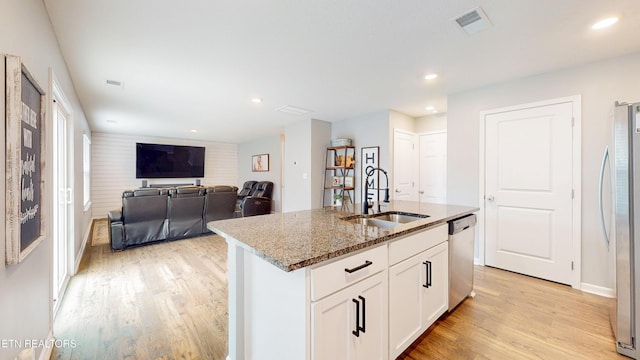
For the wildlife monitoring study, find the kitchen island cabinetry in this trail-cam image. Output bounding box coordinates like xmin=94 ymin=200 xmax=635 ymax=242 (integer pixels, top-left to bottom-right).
xmin=312 ymin=270 xmax=388 ymax=360
xmin=209 ymin=201 xmax=478 ymax=360
xmin=311 ymin=244 xmax=388 ymax=359
xmin=388 ymin=234 xmax=448 ymax=359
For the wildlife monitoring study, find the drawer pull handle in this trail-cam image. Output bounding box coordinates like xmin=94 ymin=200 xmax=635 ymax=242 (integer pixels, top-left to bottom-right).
xmin=351 ymin=296 xmax=366 ymax=337
xmin=423 ymin=260 xmax=432 ymax=288
xmin=345 ymin=260 xmax=373 ymax=274
xmin=352 ymin=298 xmax=360 ymax=337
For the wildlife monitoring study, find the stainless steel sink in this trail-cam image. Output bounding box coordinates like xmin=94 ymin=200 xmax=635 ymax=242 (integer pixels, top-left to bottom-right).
xmin=347 ymin=217 xmax=400 ymax=228
xmin=342 ymin=211 xmax=428 ymax=228
xmin=369 ymin=212 xmax=427 ymax=224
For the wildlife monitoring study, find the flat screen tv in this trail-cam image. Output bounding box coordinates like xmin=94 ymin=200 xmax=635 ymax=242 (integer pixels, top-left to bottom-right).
xmin=136 ymin=143 xmax=205 ymax=179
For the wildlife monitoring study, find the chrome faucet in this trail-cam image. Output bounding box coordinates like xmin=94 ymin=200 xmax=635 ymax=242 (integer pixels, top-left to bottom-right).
xmin=363 ymin=167 xmax=390 ymax=214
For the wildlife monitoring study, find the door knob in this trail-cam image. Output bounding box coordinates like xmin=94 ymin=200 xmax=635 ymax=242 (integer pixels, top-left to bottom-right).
xmin=419 ymin=190 xmax=424 ymax=194
xmin=486 ymin=195 xmax=495 ymax=202
xmin=395 ymin=189 xmax=401 ymax=193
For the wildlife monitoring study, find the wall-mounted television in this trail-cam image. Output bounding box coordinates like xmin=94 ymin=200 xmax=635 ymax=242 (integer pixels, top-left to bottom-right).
xmin=136 ymin=143 xmax=205 ymax=179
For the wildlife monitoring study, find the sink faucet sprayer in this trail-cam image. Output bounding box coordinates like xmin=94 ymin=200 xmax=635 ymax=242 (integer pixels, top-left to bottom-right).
xmin=363 ymin=167 xmax=390 ymax=214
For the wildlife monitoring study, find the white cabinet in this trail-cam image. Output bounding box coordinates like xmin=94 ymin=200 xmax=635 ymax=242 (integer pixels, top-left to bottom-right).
xmin=311 ymin=246 xmax=388 ymax=360
xmin=312 ymin=271 xmax=388 ymax=360
xmin=226 ymin=223 xmax=458 ymax=360
xmin=422 ymin=242 xmax=448 ymax=328
xmin=388 ymin=233 xmax=448 ymax=359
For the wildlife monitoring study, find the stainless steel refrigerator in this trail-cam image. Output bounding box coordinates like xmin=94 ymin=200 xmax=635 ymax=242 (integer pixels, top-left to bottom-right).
xmin=606 ymin=101 xmax=640 ymax=358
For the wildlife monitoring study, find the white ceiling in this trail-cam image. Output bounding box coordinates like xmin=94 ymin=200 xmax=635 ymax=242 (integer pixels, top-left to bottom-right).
xmin=43 ymin=0 xmax=640 ymax=144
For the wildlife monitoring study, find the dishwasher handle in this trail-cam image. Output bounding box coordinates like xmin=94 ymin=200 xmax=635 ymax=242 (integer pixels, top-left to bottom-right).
xmin=449 ymin=214 xmax=477 ymax=235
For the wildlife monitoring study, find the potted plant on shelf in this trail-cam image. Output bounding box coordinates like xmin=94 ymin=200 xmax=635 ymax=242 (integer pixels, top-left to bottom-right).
xmin=333 ymin=193 xmax=351 ymax=206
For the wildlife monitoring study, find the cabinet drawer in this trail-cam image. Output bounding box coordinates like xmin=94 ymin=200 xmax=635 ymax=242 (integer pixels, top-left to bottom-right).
xmin=311 ymin=245 xmax=387 ymax=301
xmin=389 ymin=224 xmax=447 ymax=266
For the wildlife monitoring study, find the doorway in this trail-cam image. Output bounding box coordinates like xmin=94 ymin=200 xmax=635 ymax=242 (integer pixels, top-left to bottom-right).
xmin=51 ymin=74 xmax=74 ymax=316
xmin=479 ymin=96 xmax=581 ymax=288
xmin=393 ymin=129 xmax=417 ymax=200
xmin=418 ymin=131 xmax=447 ymax=204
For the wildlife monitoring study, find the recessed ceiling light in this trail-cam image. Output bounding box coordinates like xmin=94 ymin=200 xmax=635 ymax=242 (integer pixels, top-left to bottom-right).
xmin=592 ymin=17 xmax=619 ymax=30
xmin=424 ymin=73 xmax=438 ymax=80
xmin=190 ymin=129 xmax=198 ymax=133
xmin=251 ymin=98 xmax=263 ymax=103
xmin=425 ymin=105 xmax=435 ymax=111
xmin=432 ymin=110 xmax=439 ymax=114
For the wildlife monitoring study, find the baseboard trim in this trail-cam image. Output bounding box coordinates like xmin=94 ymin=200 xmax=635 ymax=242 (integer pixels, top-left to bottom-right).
xmin=74 ymin=218 xmax=96 ymax=275
xmin=581 ymin=282 xmax=615 ymax=298
xmin=39 ymin=331 xmax=54 ymax=360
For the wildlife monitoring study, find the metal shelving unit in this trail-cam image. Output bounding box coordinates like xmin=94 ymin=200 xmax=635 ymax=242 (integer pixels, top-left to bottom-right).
xmin=322 ymin=146 xmax=355 ymax=211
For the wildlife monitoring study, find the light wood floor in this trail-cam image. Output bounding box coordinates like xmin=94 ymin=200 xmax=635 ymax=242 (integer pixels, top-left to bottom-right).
xmin=52 ymin=235 xmax=228 ymax=360
xmin=53 ymin=231 xmax=624 ymax=360
xmin=398 ymin=267 xmax=625 ymax=360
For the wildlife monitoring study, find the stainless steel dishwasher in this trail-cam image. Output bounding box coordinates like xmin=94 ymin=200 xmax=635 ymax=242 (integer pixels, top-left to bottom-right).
xmin=448 ymin=214 xmax=477 ymax=311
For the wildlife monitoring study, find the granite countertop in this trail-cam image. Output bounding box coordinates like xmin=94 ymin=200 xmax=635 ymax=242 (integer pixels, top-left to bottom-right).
xmin=208 ymin=200 xmax=479 ymax=272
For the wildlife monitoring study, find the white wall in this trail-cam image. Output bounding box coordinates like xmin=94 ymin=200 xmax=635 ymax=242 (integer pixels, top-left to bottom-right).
xmin=416 ymin=113 xmax=447 ymax=133
xmin=389 ymin=109 xmax=415 ymax=133
xmin=238 ymin=135 xmax=282 ymax=212
xmin=311 ymin=119 xmax=332 ymax=209
xmin=0 ymin=1 xmax=92 ymax=359
xmin=448 ymin=51 xmax=640 ymax=290
xmin=283 ymin=120 xmax=312 ymax=212
xmin=92 ymin=132 xmax=237 ymax=218
xmin=282 ymin=119 xmax=331 ymax=212
xmin=331 ymin=110 xmax=390 ymax=205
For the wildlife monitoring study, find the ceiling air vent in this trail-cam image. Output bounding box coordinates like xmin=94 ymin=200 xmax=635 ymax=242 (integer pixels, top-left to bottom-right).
xmin=453 ymin=7 xmax=492 ymax=35
xmin=276 ymin=105 xmax=312 ymax=116
xmin=105 ymin=79 xmax=124 ymax=89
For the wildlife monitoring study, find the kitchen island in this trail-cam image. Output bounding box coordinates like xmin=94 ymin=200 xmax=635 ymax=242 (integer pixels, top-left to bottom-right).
xmin=209 ymin=200 xmax=478 ymax=360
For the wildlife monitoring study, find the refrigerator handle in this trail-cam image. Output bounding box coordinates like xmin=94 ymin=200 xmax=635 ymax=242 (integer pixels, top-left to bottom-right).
xmin=598 ymin=145 xmax=610 ymax=250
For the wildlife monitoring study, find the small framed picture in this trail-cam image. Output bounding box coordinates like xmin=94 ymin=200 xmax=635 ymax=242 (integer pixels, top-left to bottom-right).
xmin=252 ymin=154 xmax=269 ymax=172
xmin=332 ymin=176 xmax=354 ymax=188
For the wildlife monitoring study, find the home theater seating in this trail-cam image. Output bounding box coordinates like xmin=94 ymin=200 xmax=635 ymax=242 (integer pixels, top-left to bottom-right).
xmin=237 ymin=181 xmax=274 ymax=217
xmin=108 ymin=182 xmax=274 ymax=251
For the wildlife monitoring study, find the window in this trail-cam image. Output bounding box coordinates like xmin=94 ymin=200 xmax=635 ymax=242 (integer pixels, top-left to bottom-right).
xmin=83 ymin=134 xmax=91 ymax=209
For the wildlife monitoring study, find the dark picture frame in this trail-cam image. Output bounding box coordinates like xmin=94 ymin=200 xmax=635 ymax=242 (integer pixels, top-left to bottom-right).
xmin=252 ymin=154 xmax=269 ymax=172
xmin=5 ymin=55 xmax=47 ymax=265
xmin=361 ymin=146 xmax=380 ymax=204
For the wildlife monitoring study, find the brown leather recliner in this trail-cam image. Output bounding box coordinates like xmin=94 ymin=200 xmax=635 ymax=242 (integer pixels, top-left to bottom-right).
xmin=236 ymin=180 xmax=257 ymax=210
xmin=167 ymin=186 xmax=206 ymax=239
xmin=240 ymin=181 xmax=274 ymax=217
xmin=203 ymin=185 xmax=238 ymax=232
xmin=108 ymin=188 xmax=170 ymax=250
xmin=108 ymin=184 xmax=240 ymax=251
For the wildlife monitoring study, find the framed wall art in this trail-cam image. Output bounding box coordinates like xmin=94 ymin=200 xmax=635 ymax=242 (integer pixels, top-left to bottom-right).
xmin=252 ymin=154 xmax=269 ymax=172
xmin=361 ymin=146 xmax=380 ymax=204
xmin=5 ymin=55 xmax=47 ymax=265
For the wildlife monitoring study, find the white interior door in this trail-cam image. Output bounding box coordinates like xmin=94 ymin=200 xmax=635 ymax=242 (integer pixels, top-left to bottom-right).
xmin=393 ymin=130 xmax=417 ymax=201
xmin=53 ymin=99 xmax=72 ymax=315
xmin=418 ymin=132 xmax=446 ymax=204
xmin=484 ymin=101 xmax=574 ymax=285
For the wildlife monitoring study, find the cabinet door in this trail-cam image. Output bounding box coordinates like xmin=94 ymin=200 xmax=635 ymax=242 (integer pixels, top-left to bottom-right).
xmin=422 ymin=241 xmax=449 ymax=328
xmin=388 ymin=252 xmax=428 ymax=359
xmin=389 ymin=241 xmax=449 ymax=359
xmin=312 ymin=271 xmax=388 ymax=360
